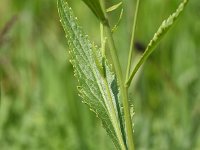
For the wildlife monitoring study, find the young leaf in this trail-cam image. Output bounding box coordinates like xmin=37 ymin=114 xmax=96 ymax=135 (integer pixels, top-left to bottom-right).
xmin=106 ymin=2 xmax=122 ymax=13
xmin=112 ymin=9 xmax=124 ymax=33
xmin=81 ymin=0 xmax=107 ymax=23
xmin=126 ymin=0 xmax=189 ymax=86
xmin=106 ymin=2 xmax=123 ymax=33
xmin=57 ymin=0 xmax=127 ymax=149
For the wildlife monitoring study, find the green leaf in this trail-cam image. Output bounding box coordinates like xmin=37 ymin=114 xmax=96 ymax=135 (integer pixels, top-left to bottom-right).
xmin=126 ymin=0 xmax=189 ymax=86
xmin=81 ymin=0 xmax=107 ymax=23
xmin=106 ymin=2 xmax=122 ymax=13
xmin=106 ymin=2 xmax=123 ymax=32
xmin=57 ymin=0 xmax=127 ymax=149
xmin=111 ymin=9 xmax=123 ymax=33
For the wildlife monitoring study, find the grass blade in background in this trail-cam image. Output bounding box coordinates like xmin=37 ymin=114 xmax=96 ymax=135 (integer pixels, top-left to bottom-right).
xmin=57 ymin=0 xmax=127 ymax=149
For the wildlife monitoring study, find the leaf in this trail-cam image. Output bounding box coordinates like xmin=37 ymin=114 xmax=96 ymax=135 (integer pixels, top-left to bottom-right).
xmin=81 ymin=0 xmax=107 ymax=23
xmin=57 ymin=0 xmax=127 ymax=149
xmin=106 ymin=2 xmax=122 ymax=13
xmin=112 ymin=9 xmax=124 ymax=33
xmin=105 ymin=2 xmax=124 ymax=33
xmin=127 ymin=0 xmax=189 ymax=86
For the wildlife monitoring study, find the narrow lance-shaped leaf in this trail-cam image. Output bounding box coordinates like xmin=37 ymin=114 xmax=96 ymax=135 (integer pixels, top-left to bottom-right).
xmin=105 ymin=1 xmax=124 ymax=33
xmin=106 ymin=2 xmax=122 ymax=12
xmin=57 ymin=0 xmax=127 ymax=149
xmin=126 ymin=0 xmax=189 ymax=86
xmin=111 ymin=9 xmax=123 ymax=33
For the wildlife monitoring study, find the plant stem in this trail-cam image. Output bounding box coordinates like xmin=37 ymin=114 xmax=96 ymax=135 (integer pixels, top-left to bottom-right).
xmin=100 ymin=0 xmax=135 ymax=149
xmin=104 ymin=25 xmax=135 ymax=150
xmin=100 ymin=21 xmax=126 ymax=150
xmin=100 ymin=23 xmax=106 ymax=56
xmin=125 ymin=0 xmax=140 ymax=87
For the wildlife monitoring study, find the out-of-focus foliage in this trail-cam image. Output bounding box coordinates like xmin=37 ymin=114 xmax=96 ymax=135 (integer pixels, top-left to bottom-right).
xmin=0 ymin=0 xmax=199 ymax=150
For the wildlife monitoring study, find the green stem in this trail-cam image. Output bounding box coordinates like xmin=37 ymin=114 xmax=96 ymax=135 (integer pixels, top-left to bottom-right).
xmin=100 ymin=0 xmax=135 ymax=149
xmin=100 ymin=21 xmax=126 ymax=150
xmin=104 ymin=25 xmax=135 ymax=150
xmin=100 ymin=23 xmax=106 ymax=56
xmin=125 ymin=0 xmax=140 ymax=87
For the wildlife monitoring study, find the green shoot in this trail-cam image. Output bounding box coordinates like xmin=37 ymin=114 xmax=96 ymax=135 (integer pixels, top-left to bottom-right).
xmin=57 ymin=0 xmax=189 ymax=149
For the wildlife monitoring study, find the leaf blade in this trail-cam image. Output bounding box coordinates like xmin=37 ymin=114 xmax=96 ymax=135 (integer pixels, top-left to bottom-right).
xmin=126 ymin=0 xmax=189 ymax=86
xmin=106 ymin=2 xmax=122 ymax=13
xmin=57 ymin=0 xmax=127 ymax=149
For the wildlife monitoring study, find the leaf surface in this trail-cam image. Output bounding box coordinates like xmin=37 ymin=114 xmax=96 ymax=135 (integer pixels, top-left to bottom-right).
xmin=57 ymin=0 xmax=127 ymax=149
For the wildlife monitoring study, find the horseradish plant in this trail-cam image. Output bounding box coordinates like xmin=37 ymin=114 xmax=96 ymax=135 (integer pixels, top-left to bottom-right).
xmin=57 ymin=0 xmax=189 ymax=149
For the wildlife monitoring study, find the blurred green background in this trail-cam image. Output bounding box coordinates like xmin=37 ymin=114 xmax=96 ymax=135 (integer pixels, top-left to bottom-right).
xmin=0 ymin=0 xmax=200 ymax=149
